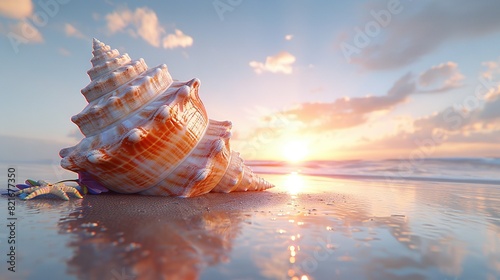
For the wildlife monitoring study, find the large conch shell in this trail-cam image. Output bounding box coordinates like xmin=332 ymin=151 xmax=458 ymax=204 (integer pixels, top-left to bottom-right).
xmin=59 ymin=38 xmax=273 ymax=197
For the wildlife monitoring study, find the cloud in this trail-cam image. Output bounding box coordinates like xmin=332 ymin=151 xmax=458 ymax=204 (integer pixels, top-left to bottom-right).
xmin=64 ymin=23 xmax=86 ymax=39
xmin=415 ymin=85 xmax=500 ymax=132
xmin=367 ymin=84 xmax=500 ymax=153
xmin=265 ymin=62 xmax=463 ymax=132
xmin=249 ymin=51 xmax=296 ymax=74
xmin=0 ymin=0 xmax=33 ymax=19
xmin=7 ymin=21 xmax=43 ymax=43
xmin=105 ymin=7 xmax=165 ymax=47
xmin=285 ymin=34 xmax=293 ymax=41
xmin=275 ymin=72 xmax=415 ymax=131
xmin=345 ymin=0 xmax=500 ymax=70
xmin=476 ymin=92 xmax=500 ymax=121
xmin=418 ymin=62 xmax=464 ymax=92
xmin=481 ymin=60 xmax=500 ymax=80
xmin=162 ymin=29 xmax=193 ymax=49
xmin=59 ymin=47 xmax=71 ymax=56
xmin=134 ymin=8 xmax=164 ymax=48
xmin=105 ymin=8 xmax=132 ymax=33
xmin=484 ymin=85 xmax=500 ymax=101
xmin=241 ymin=60 xmax=496 ymax=159
xmin=237 ymin=61 xmax=467 ymax=156
xmin=0 ymin=1 xmax=42 ymax=45
xmin=105 ymin=7 xmax=193 ymax=50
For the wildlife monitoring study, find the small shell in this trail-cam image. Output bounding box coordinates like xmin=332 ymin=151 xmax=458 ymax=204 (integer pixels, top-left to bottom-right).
xmin=60 ymin=39 xmax=274 ymax=197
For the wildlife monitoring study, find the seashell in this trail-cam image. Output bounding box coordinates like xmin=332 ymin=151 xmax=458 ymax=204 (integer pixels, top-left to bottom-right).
xmin=59 ymin=39 xmax=274 ymax=197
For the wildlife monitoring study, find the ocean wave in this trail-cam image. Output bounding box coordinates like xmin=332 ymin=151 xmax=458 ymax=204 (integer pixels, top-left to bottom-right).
xmin=247 ymin=157 xmax=500 ymax=185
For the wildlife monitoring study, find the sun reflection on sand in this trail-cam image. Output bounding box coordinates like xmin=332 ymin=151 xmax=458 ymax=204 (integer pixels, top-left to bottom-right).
xmin=284 ymin=172 xmax=306 ymax=195
xmin=258 ymin=174 xmax=500 ymax=279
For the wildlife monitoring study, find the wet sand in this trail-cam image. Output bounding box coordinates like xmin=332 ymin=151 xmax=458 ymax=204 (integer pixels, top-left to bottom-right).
xmin=1 ymin=172 xmax=500 ymax=280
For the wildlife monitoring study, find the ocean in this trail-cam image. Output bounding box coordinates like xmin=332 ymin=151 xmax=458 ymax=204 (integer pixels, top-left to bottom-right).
xmin=249 ymin=157 xmax=500 ymax=185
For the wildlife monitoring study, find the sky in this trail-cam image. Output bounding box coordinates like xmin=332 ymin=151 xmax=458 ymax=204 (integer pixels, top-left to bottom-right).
xmin=1 ymin=0 xmax=500 ymax=163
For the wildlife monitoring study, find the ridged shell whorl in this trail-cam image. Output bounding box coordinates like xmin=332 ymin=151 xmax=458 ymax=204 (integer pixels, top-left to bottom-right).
xmin=59 ymin=39 xmax=273 ymax=197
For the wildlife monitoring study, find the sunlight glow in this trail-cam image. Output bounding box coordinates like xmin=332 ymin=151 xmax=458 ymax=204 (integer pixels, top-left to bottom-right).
xmin=282 ymin=140 xmax=309 ymax=162
xmin=284 ymin=172 xmax=305 ymax=195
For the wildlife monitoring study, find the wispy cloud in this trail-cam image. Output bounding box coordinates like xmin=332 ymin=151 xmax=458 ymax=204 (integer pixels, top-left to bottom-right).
xmin=274 ymin=73 xmax=415 ymax=131
xmin=249 ymin=51 xmax=296 ymax=74
xmin=257 ymin=62 xmax=464 ymax=133
xmin=347 ymin=0 xmax=500 ymax=70
xmin=64 ymin=23 xmax=86 ymax=40
xmin=418 ymin=62 xmax=464 ymax=92
xmin=105 ymin=7 xmax=193 ymax=50
xmin=484 ymin=85 xmax=500 ymax=101
xmin=242 ymin=60 xmax=497 ymax=159
xmin=0 ymin=0 xmax=43 ymax=45
xmin=58 ymin=47 xmax=71 ymax=56
xmin=105 ymin=7 xmax=165 ymax=47
xmin=0 ymin=0 xmax=33 ymax=19
xmin=162 ymin=29 xmax=193 ymax=49
xmin=7 ymin=21 xmax=43 ymax=43
xmin=481 ymin=59 xmax=500 ymax=80
xmin=414 ymin=95 xmax=500 ymax=134
xmin=367 ymin=88 xmax=500 ymax=154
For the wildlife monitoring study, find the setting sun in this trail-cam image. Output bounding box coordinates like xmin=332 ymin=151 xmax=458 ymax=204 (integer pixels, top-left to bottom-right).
xmin=282 ymin=140 xmax=309 ymax=162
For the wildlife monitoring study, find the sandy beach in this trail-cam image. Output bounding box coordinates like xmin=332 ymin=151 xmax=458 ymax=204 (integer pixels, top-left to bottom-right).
xmin=1 ymin=168 xmax=499 ymax=280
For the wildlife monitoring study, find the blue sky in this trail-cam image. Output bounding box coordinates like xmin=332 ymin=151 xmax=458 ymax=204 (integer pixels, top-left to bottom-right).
xmin=1 ymin=0 xmax=500 ymax=163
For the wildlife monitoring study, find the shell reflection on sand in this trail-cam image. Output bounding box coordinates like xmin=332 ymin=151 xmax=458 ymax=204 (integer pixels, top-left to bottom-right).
xmin=1 ymin=169 xmax=499 ymax=279
xmin=58 ymin=195 xmax=248 ymax=280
